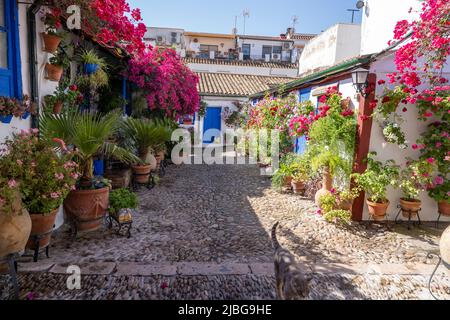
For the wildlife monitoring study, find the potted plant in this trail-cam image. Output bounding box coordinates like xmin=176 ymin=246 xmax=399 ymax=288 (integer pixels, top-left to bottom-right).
xmin=352 ymin=153 xmax=400 ymax=221
xmin=40 ymin=111 xmax=140 ymax=233
xmin=122 ymin=118 xmax=171 ymax=183
xmin=0 ymin=96 xmax=27 ymax=124
xmin=428 ymin=177 xmax=450 ymax=216
xmin=45 ymin=50 xmax=70 ymax=82
xmin=398 ymin=159 xmax=435 ymax=218
xmin=319 ymin=193 xmax=337 ymax=213
xmin=291 ymin=161 xmax=309 ymax=195
xmin=0 ymin=130 xmax=78 ymax=252
xmin=336 ymin=188 xmax=360 ymax=211
xmin=45 ymin=83 xmax=83 ymax=114
xmin=41 ymin=8 xmax=64 ymax=53
xmin=109 ymin=188 xmax=138 ymax=223
xmin=78 ymin=49 xmax=106 ymax=75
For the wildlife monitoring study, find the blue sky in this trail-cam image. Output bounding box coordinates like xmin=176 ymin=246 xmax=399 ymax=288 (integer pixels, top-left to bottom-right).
xmin=127 ymin=0 xmax=363 ymax=36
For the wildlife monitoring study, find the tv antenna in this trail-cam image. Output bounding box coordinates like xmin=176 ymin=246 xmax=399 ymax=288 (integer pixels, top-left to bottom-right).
xmin=347 ymin=9 xmax=360 ymax=24
xmin=243 ymin=10 xmax=250 ymax=35
xmin=291 ymin=15 xmax=299 ymax=32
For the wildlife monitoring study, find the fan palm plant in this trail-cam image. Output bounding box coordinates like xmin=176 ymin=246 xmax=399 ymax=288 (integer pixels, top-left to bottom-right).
xmin=122 ymin=117 xmax=173 ymax=163
xmin=40 ymin=111 xmax=141 ymax=187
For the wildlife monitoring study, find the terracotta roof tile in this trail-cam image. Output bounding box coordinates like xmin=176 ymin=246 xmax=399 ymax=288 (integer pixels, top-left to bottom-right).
xmin=184 ymin=57 xmax=298 ymax=69
xmin=196 ymin=72 xmax=296 ymax=97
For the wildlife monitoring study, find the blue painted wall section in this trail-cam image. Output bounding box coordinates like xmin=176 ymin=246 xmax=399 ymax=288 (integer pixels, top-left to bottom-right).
xmin=203 ymin=107 xmax=222 ymax=144
xmin=294 ymin=89 xmax=311 ymax=154
xmin=0 ymin=0 xmax=22 ymax=98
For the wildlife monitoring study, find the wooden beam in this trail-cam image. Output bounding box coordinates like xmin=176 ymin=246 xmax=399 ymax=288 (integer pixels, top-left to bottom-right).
xmin=351 ymin=73 xmax=377 ymax=221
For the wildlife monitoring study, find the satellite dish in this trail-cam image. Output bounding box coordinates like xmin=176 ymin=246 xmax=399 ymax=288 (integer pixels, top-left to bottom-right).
xmin=356 ymin=1 xmax=365 ymax=9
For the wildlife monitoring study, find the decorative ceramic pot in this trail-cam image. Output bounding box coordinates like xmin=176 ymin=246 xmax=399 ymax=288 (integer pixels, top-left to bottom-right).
xmin=26 ymin=208 xmax=58 ymax=251
xmin=291 ymin=181 xmax=305 ymax=195
xmin=367 ymin=200 xmax=389 ymax=221
xmin=52 ymin=101 xmax=63 ymax=114
xmin=438 ymin=201 xmax=450 ymax=216
xmin=45 ymin=63 xmax=63 ymax=82
xmin=131 ymin=164 xmax=152 ymax=184
xmin=84 ymin=63 xmax=99 ymax=75
xmin=315 ymin=168 xmax=332 ymax=205
xmin=440 ymin=226 xmax=450 ymax=266
xmin=63 ymin=187 xmax=110 ymax=233
xmin=0 ymin=192 xmax=32 ymax=259
xmin=400 ymin=199 xmax=421 ymax=218
xmin=42 ymin=33 xmax=62 ymax=53
xmin=0 ymin=115 xmax=14 ymax=124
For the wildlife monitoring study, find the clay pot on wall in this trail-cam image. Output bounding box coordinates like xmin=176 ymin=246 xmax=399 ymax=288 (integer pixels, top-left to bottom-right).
xmin=42 ymin=33 xmax=62 ymax=53
xmin=52 ymin=101 xmax=63 ymax=114
xmin=45 ymin=63 xmax=63 ymax=82
xmin=63 ymin=187 xmax=110 ymax=233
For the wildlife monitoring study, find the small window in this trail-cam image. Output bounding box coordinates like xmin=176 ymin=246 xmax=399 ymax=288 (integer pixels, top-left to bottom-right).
xmin=272 ymin=46 xmax=282 ymax=54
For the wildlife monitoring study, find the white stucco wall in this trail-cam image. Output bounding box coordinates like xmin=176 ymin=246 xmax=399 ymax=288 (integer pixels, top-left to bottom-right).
xmin=299 ymin=24 xmax=361 ymax=75
xmin=365 ymin=54 xmax=450 ymax=222
xmin=187 ymin=62 xmax=298 ymax=78
xmin=360 ymin=0 xmax=422 ymax=55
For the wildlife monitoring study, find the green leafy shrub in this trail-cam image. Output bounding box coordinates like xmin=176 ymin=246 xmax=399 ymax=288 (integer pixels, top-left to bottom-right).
xmin=323 ymin=210 xmax=352 ymax=225
xmin=319 ymin=193 xmax=337 ymax=213
xmin=398 ymin=158 xmax=435 ymax=201
xmin=351 ymin=152 xmax=400 ymax=203
xmin=109 ymin=188 xmax=138 ymax=214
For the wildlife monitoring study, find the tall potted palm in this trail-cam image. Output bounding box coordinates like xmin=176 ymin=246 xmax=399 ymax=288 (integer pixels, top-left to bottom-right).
xmin=40 ymin=111 xmax=140 ymax=232
xmin=122 ymin=118 xmax=172 ymax=183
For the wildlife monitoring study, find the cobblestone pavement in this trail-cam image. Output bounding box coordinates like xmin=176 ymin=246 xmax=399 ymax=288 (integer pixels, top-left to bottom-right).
xmin=2 ymin=162 xmax=450 ymax=300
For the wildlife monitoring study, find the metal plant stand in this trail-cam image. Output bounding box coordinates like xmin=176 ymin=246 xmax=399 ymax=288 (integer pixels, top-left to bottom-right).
xmin=131 ymin=172 xmax=155 ymax=191
xmin=427 ymin=253 xmax=450 ymax=300
xmin=436 ymin=210 xmax=449 ymax=229
xmin=68 ymin=216 xmax=105 ymax=240
xmin=159 ymin=159 xmax=168 ymax=177
xmin=28 ymin=231 xmax=52 ymax=262
xmin=107 ymin=214 xmax=132 ymax=238
xmin=395 ymin=205 xmax=421 ymax=230
xmin=0 ymin=253 xmax=19 ymax=300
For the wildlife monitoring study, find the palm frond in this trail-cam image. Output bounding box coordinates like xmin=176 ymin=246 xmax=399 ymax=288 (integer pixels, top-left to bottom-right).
xmin=101 ymin=142 xmax=142 ymax=165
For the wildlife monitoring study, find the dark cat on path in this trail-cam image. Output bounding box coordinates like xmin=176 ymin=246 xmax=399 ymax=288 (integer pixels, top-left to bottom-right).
xmin=272 ymin=222 xmax=311 ymax=300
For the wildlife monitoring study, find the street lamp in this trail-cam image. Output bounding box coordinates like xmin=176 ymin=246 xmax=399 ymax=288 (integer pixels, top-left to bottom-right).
xmin=351 ymin=67 xmax=370 ymax=97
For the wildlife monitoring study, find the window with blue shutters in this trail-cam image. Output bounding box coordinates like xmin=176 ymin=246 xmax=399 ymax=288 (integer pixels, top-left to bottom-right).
xmin=0 ymin=0 xmax=22 ymax=98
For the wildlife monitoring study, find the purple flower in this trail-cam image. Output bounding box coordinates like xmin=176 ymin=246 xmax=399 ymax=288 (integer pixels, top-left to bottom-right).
xmin=434 ymin=176 xmax=445 ymax=186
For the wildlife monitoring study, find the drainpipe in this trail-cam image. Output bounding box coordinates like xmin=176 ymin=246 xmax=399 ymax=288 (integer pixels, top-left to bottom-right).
xmin=27 ymin=0 xmax=43 ymax=129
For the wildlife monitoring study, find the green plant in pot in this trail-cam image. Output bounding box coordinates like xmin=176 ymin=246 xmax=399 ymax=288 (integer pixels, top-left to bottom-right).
xmin=78 ymin=49 xmax=106 ymax=75
xmin=351 ymin=153 xmax=400 ymax=221
xmin=41 ymin=8 xmax=65 ymax=53
xmin=291 ymin=160 xmax=310 ymax=195
xmin=109 ymin=188 xmax=138 ymax=223
xmin=428 ymin=177 xmax=450 ymax=216
xmin=46 ymin=50 xmax=70 ymax=82
xmin=0 ymin=130 xmax=79 ymax=252
xmin=271 ymin=153 xmax=300 ymax=192
xmin=122 ymin=117 xmax=172 ymax=184
xmin=40 ymin=111 xmax=140 ymax=233
xmin=398 ymin=158 xmax=435 ymax=218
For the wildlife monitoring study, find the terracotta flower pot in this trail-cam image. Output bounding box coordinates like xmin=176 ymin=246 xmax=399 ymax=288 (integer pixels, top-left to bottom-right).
xmin=315 ymin=168 xmax=333 ymax=205
xmin=53 ymin=101 xmax=63 ymax=114
xmin=26 ymin=208 xmax=58 ymax=251
xmin=339 ymin=200 xmax=353 ymax=211
xmin=438 ymin=201 xmax=450 ymax=216
xmin=132 ymin=164 xmax=152 ymax=184
xmin=0 ymin=192 xmax=32 ymax=259
xmin=45 ymin=63 xmax=64 ymax=82
xmin=63 ymin=187 xmax=110 ymax=233
xmin=291 ymin=180 xmax=305 ymax=195
xmin=440 ymin=226 xmax=450 ymax=266
xmin=367 ymin=200 xmax=390 ymax=221
xmin=284 ymin=176 xmax=293 ymax=188
xmin=42 ymin=33 xmax=62 ymax=53
xmin=400 ymin=199 xmax=422 ymax=218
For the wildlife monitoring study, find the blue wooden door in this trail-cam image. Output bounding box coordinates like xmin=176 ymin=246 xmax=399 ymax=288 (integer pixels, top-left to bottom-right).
xmin=0 ymin=0 xmax=21 ymax=98
xmin=203 ymin=107 xmax=222 ymax=144
xmin=295 ymin=89 xmax=311 ymax=154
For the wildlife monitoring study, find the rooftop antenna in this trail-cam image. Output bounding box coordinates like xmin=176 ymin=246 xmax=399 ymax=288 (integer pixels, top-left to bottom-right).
xmin=243 ymin=10 xmax=250 ymax=35
xmin=232 ymin=15 xmax=238 ymax=35
xmin=291 ymin=15 xmax=299 ymax=33
xmin=347 ymin=9 xmax=360 ymax=24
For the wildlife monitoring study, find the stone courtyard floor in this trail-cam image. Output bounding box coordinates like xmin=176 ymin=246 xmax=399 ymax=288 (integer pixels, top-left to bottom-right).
xmin=2 ymin=161 xmax=450 ymax=300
